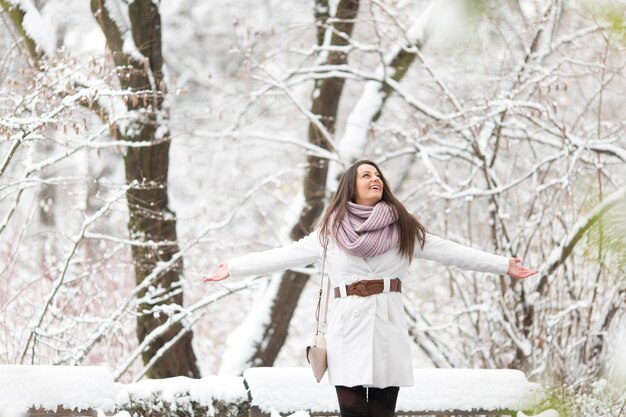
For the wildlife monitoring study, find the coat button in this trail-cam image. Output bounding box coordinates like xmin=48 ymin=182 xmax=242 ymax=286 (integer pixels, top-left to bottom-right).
xmin=353 ymin=310 xmax=359 ymax=317
xmin=368 ymin=309 xmax=375 ymax=316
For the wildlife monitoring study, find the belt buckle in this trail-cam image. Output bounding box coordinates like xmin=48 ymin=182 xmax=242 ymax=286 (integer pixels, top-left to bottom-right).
xmin=352 ymin=281 xmax=369 ymax=297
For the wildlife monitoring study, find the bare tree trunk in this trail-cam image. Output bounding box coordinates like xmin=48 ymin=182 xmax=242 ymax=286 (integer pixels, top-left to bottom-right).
xmin=248 ymin=0 xmax=360 ymax=366
xmin=91 ymin=0 xmax=199 ymax=378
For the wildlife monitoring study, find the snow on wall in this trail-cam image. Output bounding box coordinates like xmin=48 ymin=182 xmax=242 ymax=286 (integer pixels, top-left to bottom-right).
xmin=244 ymin=367 xmax=543 ymax=413
xmin=0 ymin=365 xmax=125 ymax=414
xmin=0 ymin=366 xmax=246 ymax=415
xmin=244 ymin=368 xmax=338 ymax=413
xmin=125 ymin=375 xmax=246 ymax=405
xmin=0 ymin=365 xmax=542 ymax=415
xmin=397 ymin=368 xmax=543 ymax=412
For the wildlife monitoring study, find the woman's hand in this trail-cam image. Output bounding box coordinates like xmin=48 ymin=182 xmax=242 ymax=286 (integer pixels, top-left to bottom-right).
xmin=202 ymin=262 xmax=230 ymax=282
xmin=507 ymin=257 xmax=538 ymax=279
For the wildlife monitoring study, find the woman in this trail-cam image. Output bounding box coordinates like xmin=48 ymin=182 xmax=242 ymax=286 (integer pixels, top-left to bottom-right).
xmin=204 ymin=160 xmax=537 ymax=417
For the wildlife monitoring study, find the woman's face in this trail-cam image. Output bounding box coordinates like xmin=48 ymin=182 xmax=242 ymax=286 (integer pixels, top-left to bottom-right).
xmin=353 ymin=164 xmax=383 ymax=206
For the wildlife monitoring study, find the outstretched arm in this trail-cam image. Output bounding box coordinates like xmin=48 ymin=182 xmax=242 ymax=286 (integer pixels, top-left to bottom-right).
xmin=416 ymin=233 xmax=537 ymax=279
xmin=202 ymin=233 xmax=323 ymax=282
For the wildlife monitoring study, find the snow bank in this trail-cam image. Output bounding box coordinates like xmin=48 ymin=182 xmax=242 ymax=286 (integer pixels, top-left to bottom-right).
xmin=125 ymin=375 xmax=246 ymax=405
xmin=0 ymin=366 xmax=246 ymax=416
xmin=397 ymin=368 xmax=543 ymax=412
xmin=244 ymin=368 xmax=338 ymax=413
xmin=245 ymin=367 xmax=543 ymax=414
xmin=0 ymin=365 xmax=125 ymax=414
xmin=0 ymin=365 xmax=541 ymax=416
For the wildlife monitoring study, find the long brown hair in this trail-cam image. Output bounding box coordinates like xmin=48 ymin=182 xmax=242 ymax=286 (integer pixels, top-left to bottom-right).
xmin=318 ymin=160 xmax=427 ymax=260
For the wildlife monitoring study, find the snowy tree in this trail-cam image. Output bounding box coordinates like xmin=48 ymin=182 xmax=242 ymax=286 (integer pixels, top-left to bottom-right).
xmin=224 ymin=0 xmax=360 ymax=371
xmin=218 ymin=0 xmax=625 ymax=387
xmin=1 ymin=0 xmax=624 ymax=394
xmin=0 ymin=0 xmax=200 ymax=378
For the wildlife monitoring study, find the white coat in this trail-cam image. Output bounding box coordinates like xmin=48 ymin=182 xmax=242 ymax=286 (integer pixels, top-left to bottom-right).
xmin=227 ymin=232 xmax=510 ymax=388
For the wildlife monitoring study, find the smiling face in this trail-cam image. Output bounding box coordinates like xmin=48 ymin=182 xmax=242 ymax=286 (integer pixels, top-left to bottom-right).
xmin=353 ymin=164 xmax=383 ymax=206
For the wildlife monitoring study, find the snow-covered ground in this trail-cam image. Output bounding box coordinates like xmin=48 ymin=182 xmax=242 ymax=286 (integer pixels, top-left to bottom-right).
xmin=0 ymin=365 xmax=547 ymax=416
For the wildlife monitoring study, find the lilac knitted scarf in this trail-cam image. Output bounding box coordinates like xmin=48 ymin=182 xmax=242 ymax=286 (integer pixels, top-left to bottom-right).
xmin=335 ymin=201 xmax=399 ymax=258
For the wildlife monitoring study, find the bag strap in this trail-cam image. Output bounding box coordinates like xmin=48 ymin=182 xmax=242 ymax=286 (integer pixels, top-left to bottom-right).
xmin=314 ymin=239 xmax=330 ymax=335
xmin=321 ymin=243 xmax=331 ymax=326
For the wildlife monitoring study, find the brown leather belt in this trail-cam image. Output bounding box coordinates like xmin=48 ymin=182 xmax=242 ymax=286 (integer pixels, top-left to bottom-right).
xmin=334 ymin=278 xmax=402 ymax=298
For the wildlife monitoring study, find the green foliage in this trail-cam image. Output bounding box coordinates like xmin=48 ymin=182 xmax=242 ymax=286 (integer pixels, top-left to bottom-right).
xmin=528 ymin=379 xmax=626 ymax=417
xmin=605 ymin=8 xmax=626 ymax=42
xmin=531 ymin=384 xmax=581 ymax=417
xmin=578 ymin=0 xmax=626 ymax=45
xmin=467 ymin=0 xmax=497 ymax=18
xmin=584 ymin=196 xmax=626 ymax=278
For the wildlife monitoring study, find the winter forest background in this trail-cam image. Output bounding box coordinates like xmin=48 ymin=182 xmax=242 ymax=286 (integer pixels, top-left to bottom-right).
xmin=0 ymin=0 xmax=625 ymax=414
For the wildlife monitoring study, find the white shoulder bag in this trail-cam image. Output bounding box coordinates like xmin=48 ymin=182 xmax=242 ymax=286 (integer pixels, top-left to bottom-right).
xmin=305 ymin=242 xmax=330 ymax=383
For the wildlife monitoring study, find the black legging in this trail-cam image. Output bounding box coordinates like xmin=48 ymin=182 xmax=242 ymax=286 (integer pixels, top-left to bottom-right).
xmin=335 ymin=385 xmax=400 ymax=417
